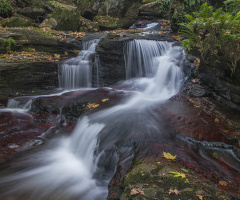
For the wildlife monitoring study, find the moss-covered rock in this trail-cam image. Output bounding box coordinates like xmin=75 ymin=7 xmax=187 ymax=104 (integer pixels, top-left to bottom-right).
xmin=0 ymin=0 xmax=13 ymax=18
xmin=51 ymin=6 xmax=99 ymax=32
xmin=51 ymin=6 xmax=81 ymax=31
xmin=94 ymin=15 xmax=119 ymax=30
xmin=79 ymin=16 xmax=99 ymax=32
xmin=0 ymin=17 xmax=37 ymax=27
xmin=117 ymin=159 xmax=236 ymax=200
xmin=76 ymin=0 xmax=142 ymax=29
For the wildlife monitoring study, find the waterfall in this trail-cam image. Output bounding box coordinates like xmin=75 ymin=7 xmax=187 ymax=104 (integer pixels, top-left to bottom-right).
xmin=0 ymin=40 xmax=185 ymax=200
xmin=58 ymin=39 xmax=100 ymax=89
xmin=125 ymin=40 xmax=169 ymax=79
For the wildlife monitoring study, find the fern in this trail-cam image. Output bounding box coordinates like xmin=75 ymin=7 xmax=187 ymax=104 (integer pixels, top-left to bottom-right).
xmin=179 ymin=2 xmax=240 ymax=73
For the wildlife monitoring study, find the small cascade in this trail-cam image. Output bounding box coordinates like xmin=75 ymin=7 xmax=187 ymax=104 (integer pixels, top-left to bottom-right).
xmin=125 ymin=40 xmax=171 ymax=79
xmin=0 ymin=40 xmax=185 ymax=200
xmin=7 ymin=98 xmax=33 ymax=110
xmin=130 ymin=22 xmax=159 ymax=30
xmin=58 ymin=39 xmax=100 ymax=89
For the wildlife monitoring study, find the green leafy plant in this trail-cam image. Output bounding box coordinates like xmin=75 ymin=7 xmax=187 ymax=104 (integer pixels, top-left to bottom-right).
xmin=224 ymin=0 xmax=240 ymax=15
xmin=180 ymin=3 xmax=240 ymax=73
xmin=3 ymin=37 xmax=17 ymax=53
xmin=0 ymin=0 xmax=12 ymax=18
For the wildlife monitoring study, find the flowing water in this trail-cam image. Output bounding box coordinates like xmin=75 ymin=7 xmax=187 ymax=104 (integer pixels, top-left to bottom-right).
xmin=0 ymin=39 xmax=239 ymax=199
xmin=0 ymin=40 xmax=184 ymax=199
xmin=58 ymin=39 xmax=100 ymax=89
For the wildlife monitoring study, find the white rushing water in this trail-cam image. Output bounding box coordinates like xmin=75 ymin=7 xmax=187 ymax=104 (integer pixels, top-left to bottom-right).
xmin=130 ymin=22 xmax=159 ymax=30
xmin=58 ymin=39 xmax=100 ymax=89
xmin=0 ymin=40 xmax=185 ymax=200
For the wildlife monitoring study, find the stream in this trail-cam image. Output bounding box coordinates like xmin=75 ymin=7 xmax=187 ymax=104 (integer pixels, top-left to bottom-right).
xmin=0 ymin=34 xmax=239 ymax=199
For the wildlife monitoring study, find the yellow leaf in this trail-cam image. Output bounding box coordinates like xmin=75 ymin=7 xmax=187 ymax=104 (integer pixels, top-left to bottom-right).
xmin=196 ymin=194 xmax=203 ymax=200
xmin=168 ymin=171 xmax=186 ymax=179
xmin=86 ymin=103 xmax=99 ymax=110
xmin=215 ymin=118 xmax=219 ymax=123
xmin=101 ymin=98 xmax=109 ymax=102
xmin=163 ymin=152 xmax=177 ymax=160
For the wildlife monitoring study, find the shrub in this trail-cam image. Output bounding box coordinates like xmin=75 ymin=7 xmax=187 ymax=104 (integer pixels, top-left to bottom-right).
xmin=180 ymin=3 xmax=240 ymax=73
xmin=0 ymin=0 xmax=13 ymax=18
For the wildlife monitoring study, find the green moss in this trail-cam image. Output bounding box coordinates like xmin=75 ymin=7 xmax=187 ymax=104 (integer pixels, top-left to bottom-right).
xmin=120 ymin=159 xmax=234 ymax=199
xmin=1 ymin=17 xmax=37 ymax=27
xmin=51 ymin=6 xmax=99 ymax=32
xmin=79 ymin=16 xmax=99 ymax=32
xmin=94 ymin=15 xmax=119 ymax=28
xmin=51 ymin=7 xmax=81 ymax=31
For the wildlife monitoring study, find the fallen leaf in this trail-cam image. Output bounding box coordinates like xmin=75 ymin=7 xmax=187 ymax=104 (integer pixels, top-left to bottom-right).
xmin=196 ymin=194 xmax=203 ymax=200
xmin=168 ymin=171 xmax=186 ymax=179
xmin=163 ymin=152 xmax=177 ymax=160
xmin=192 ymin=78 xmax=200 ymax=83
xmin=130 ymin=188 xmax=145 ymax=196
xmin=215 ymin=118 xmax=219 ymax=123
xmin=86 ymin=103 xmax=99 ymax=110
xmin=101 ymin=98 xmax=109 ymax=102
xmin=194 ymin=58 xmax=201 ymax=67
xmin=181 ymin=168 xmax=188 ymax=173
xmin=219 ymin=181 xmax=227 ymax=186
xmin=169 ymin=188 xmax=179 ymax=195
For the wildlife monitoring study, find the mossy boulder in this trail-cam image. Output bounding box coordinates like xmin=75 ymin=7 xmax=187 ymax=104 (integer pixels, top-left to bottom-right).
xmin=0 ymin=0 xmax=13 ymax=18
xmin=51 ymin=6 xmax=99 ymax=32
xmin=1 ymin=17 xmax=37 ymax=27
xmin=94 ymin=15 xmax=119 ymax=30
xmin=79 ymin=16 xmax=99 ymax=32
xmin=51 ymin=6 xmax=81 ymax=31
xmin=75 ymin=0 xmax=142 ymax=29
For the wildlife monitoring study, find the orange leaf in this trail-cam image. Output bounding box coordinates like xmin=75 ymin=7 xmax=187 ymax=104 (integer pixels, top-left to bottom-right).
xmin=219 ymin=181 xmax=227 ymax=186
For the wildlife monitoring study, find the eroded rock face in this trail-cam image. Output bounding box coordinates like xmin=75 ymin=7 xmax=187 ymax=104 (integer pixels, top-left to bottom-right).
xmin=0 ymin=61 xmax=58 ymax=96
xmin=198 ymin=60 xmax=240 ymax=110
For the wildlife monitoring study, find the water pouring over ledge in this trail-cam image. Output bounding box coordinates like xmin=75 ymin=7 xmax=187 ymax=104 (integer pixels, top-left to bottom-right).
xmin=0 ymin=40 xmax=185 ymax=199
xmin=58 ymin=39 xmax=101 ymax=89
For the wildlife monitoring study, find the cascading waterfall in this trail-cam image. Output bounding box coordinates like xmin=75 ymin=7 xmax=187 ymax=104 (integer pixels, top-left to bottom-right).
xmin=125 ymin=40 xmax=169 ymax=79
xmin=58 ymin=39 xmax=100 ymax=89
xmin=0 ymin=40 xmax=185 ymax=200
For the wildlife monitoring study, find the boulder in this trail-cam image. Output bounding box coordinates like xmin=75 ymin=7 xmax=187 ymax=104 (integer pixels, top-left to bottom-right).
xmin=50 ymin=6 xmax=99 ymax=32
xmin=94 ymin=15 xmax=119 ymax=30
xmin=17 ymin=7 xmax=46 ymax=22
xmin=40 ymin=18 xmax=57 ymax=29
xmin=76 ymin=0 xmax=143 ymax=29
